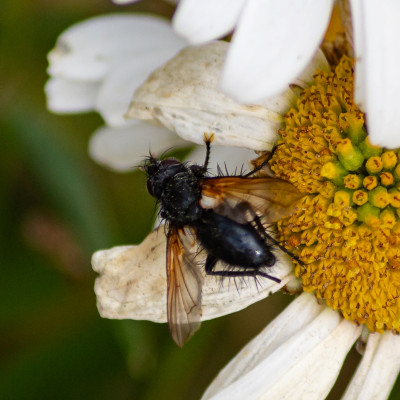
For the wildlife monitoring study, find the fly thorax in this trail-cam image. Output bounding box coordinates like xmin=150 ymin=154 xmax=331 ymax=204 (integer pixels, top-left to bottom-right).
xmin=160 ymin=172 xmax=202 ymax=223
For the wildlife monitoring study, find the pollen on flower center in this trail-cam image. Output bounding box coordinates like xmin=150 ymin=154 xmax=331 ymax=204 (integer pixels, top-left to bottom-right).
xmin=269 ymin=56 xmax=400 ymax=333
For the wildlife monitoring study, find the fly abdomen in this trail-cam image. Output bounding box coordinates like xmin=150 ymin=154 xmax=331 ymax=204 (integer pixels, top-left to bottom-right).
xmin=196 ymin=209 xmax=275 ymax=268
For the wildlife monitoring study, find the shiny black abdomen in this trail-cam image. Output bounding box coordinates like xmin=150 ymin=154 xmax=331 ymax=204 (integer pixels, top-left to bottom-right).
xmin=195 ymin=209 xmax=276 ymax=268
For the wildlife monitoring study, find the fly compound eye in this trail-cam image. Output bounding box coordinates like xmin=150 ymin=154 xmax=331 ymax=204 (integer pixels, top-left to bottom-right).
xmin=161 ymin=158 xmax=180 ymax=167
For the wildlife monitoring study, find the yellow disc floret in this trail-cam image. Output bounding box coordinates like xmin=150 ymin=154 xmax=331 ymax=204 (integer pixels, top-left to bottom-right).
xmin=270 ymin=56 xmax=400 ymax=333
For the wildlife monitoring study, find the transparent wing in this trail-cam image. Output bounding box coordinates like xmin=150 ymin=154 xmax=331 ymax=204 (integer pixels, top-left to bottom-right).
xmin=200 ymin=176 xmax=303 ymax=224
xmin=166 ymin=226 xmax=203 ymax=347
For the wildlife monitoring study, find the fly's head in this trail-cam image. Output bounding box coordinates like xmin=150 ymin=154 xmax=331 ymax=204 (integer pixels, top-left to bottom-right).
xmin=143 ymin=156 xmax=185 ymax=200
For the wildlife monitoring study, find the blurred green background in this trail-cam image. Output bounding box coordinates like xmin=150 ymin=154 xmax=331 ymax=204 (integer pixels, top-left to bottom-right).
xmin=1 ymin=1 xmax=398 ymax=399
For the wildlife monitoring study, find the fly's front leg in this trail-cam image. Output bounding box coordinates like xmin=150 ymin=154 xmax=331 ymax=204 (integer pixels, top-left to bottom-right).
xmin=202 ymin=133 xmax=215 ymax=173
xmin=244 ymin=143 xmax=283 ymax=177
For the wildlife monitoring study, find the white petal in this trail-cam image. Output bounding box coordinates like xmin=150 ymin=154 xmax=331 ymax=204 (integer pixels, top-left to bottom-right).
xmin=89 ymin=122 xmax=188 ymax=171
xmin=44 ymin=77 xmax=99 ymax=113
xmin=350 ymin=0 xmax=366 ymax=111
xmin=220 ymin=0 xmax=334 ymax=102
xmin=350 ymin=0 xmax=400 ymax=148
xmin=291 ymin=49 xmax=330 ymax=89
xmin=48 ymin=14 xmax=187 ymax=82
xmin=96 ymin=50 xmax=185 ymax=127
xmin=342 ymin=332 xmax=400 ymax=400
xmin=187 ymin=145 xmax=256 ymax=176
xmin=203 ymin=294 xmax=361 ymax=400
xmin=203 ymin=293 xmax=323 ymax=398
xmin=93 ymin=233 xmax=166 ymax=322
xmin=173 ymin=0 xmax=246 ymax=43
xmin=128 ymin=41 xmax=297 ymax=151
xmin=92 ymin=227 xmax=295 ymax=323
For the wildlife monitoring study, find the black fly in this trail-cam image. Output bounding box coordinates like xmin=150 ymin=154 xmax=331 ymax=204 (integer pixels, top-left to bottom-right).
xmin=143 ymin=135 xmax=303 ymax=346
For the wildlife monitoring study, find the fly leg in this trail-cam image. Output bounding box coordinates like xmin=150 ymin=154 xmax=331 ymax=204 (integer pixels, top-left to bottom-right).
xmin=243 ymin=143 xmax=282 ymax=177
xmin=190 ymin=134 xmax=214 ymax=177
xmin=204 ymin=254 xmax=218 ymax=273
xmin=202 ymin=133 xmax=214 ymax=173
xmin=204 ymin=254 xmax=281 ymax=284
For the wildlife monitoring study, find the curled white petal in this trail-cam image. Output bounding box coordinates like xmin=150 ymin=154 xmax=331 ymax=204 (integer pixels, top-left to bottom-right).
xmin=220 ymin=0 xmax=334 ymax=102
xmin=203 ymin=293 xmax=361 ymax=400
xmin=342 ymin=332 xmax=400 ymax=400
xmin=93 ymin=232 xmax=167 ymax=322
xmin=92 ymin=227 xmax=295 ymax=323
xmin=351 ymin=0 xmax=400 ymax=147
xmin=45 ymin=78 xmax=99 ymax=113
xmin=48 ymin=14 xmax=186 ymax=82
xmin=89 ymin=122 xmax=188 ymax=172
xmin=173 ymin=0 xmax=246 ymax=44
xmin=128 ymin=41 xmax=297 ymax=151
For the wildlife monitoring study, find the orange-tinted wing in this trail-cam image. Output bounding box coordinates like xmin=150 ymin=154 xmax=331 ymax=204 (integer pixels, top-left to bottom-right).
xmin=200 ymin=176 xmax=303 ymax=224
xmin=166 ymin=226 xmax=203 ymax=347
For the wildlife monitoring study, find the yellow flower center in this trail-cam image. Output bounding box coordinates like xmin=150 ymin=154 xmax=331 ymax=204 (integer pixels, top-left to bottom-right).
xmin=270 ymin=56 xmax=400 ymax=333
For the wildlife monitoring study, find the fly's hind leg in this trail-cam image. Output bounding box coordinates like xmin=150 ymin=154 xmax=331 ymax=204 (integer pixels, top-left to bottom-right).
xmin=204 ymin=254 xmax=281 ymax=284
xmin=204 ymin=254 xmax=218 ymax=273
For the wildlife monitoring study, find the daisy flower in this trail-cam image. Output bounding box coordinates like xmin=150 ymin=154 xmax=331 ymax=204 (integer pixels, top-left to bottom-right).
xmin=45 ymin=13 xmax=189 ymax=171
xmin=92 ymin=32 xmax=400 ymax=398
